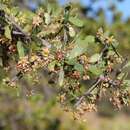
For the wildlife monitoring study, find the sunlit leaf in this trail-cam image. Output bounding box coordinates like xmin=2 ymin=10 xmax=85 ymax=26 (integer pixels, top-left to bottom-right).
xmin=4 ymin=25 xmax=11 ymax=39
xmin=69 ymin=25 xmax=75 ymax=37
xmin=65 ymin=58 xmax=77 ymax=65
xmin=67 ymin=43 xmax=85 ymax=59
xmin=67 ymin=35 xmax=95 ymax=59
xmin=58 ymin=67 xmax=64 ymax=87
xmin=11 ymin=7 xmax=19 ymax=16
xmin=88 ymin=65 xmax=103 ymax=76
xmin=124 ymin=61 xmax=130 ymax=68
xmin=64 ymin=5 xmax=71 ymax=23
xmin=74 ymin=63 xmax=84 ymax=73
xmin=44 ymin=13 xmax=51 ymax=25
xmin=48 ymin=61 xmax=56 ymax=71
xmin=17 ymin=41 xmax=25 ymax=59
xmin=89 ymin=53 xmax=101 ymax=63
xmin=123 ymin=80 xmax=130 ymax=87
xmin=85 ymin=35 xmax=95 ymax=43
xmin=69 ymin=17 xmax=84 ymax=27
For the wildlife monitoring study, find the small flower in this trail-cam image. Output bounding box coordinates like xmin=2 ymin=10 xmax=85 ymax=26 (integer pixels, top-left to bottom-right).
xmin=0 ymin=36 xmax=9 ymax=44
xmin=37 ymin=8 xmax=44 ymax=17
xmin=42 ymin=47 xmax=50 ymax=57
xmin=79 ymin=55 xmax=89 ymax=65
xmin=71 ymin=71 xmax=80 ymax=79
xmin=8 ymin=44 xmax=16 ymax=53
xmin=32 ymin=15 xmax=43 ymax=27
xmin=55 ymin=50 xmax=64 ymax=61
xmin=17 ymin=56 xmax=32 ymax=73
xmin=105 ymin=36 xmax=115 ymax=44
xmin=83 ymin=75 xmax=90 ymax=80
xmin=96 ymin=28 xmax=103 ymax=38
xmin=59 ymin=93 xmax=66 ymax=103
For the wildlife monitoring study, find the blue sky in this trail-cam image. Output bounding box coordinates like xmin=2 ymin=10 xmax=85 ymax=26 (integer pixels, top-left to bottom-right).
xmin=58 ymin=0 xmax=130 ymax=21
xmin=116 ymin=0 xmax=130 ymax=20
xmin=27 ymin=0 xmax=130 ymax=21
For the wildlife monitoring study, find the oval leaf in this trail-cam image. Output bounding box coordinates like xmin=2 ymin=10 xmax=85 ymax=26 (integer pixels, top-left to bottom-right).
xmin=124 ymin=61 xmax=130 ymax=68
xmin=4 ymin=26 xmax=12 ymax=39
xmin=44 ymin=13 xmax=51 ymax=25
xmin=17 ymin=41 xmax=25 ymax=59
xmin=58 ymin=67 xmax=64 ymax=87
xmin=88 ymin=65 xmax=103 ymax=76
xmin=69 ymin=25 xmax=75 ymax=37
xmin=89 ymin=53 xmax=101 ymax=63
xmin=68 ymin=45 xmax=85 ymax=59
xmin=74 ymin=63 xmax=84 ymax=73
xmin=68 ymin=36 xmax=95 ymax=59
xmin=48 ymin=61 xmax=56 ymax=71
xmin=85 ymin=35 xmax=95 ymax=43
xmin=69 ymin=17 xmax=84 ymax=27
xmin=65 ymin=58 xmax=77 ymax=65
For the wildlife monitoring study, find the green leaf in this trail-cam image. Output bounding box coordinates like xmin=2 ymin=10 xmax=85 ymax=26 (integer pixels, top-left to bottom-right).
xmin=65 ymin=58 xmax=77 ymax=65
xmin=123 ymin=80 xmax=130 ymax=87
xmin=47 ymin=3 xmax=52 ymax=14
xmin=64 ymin=5 xmax=71 ymax=23
xmin=112 ymin=41 xmax=119 ymax=48
xmin=85 ymin=35 xmax=95 ymax=43
xmin=69 ymin=17 xmax=84 ymax=27
xmin=67 ymin=35 xmax=95 ymax=59
xmin=4 ymin=26 xmax=12 ymax=39
xmin=89 ymin=53 xmax=101 ymax=63
xmin=17 ymin=41 xmax=25 ymax=59
xmin=88 ymin=65 xmax=103 ymax=76
xmin=48 ymin=61 xmax=56 ymax=71
xmin=58 ymin=67 xmax=64 ymax=87
xmin=44 ymin=13 xmax=51 ymax=25
xmin=0 ymin=57 xmax=3 ymax=66
xmin=69 ymin=25 xmax=75 ymax=37
xmin=23 ymin=25 xmax=32 ymax=33
xmin=67 ymin=44 xmax=85 ymax=59
xmin=124 ymin=61 xmax=130 ymax=68
xmin=11 ymin=7 xmax=19 ymax=16
xmin=74 ymin=63 xmax=84 ymax=73
xmin=23 ymin=10 xmax=35 ymax=22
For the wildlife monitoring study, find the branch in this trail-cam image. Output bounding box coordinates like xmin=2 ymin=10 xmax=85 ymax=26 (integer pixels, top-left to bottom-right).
xmin=75 ymin=77 xmax=102 ymax=107
xmin=2 ymin=9 xmax=52 ymax=48
xmin=5 ymin=13 xmax=30 ymax=39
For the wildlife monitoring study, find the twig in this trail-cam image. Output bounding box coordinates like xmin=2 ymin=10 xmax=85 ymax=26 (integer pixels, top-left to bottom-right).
xmin=2 ymin=9 xmax=52 ymax=48
xmin=75 ymin=77 xmax=102 ymax=107
xmin=5 ymin=13 xmax=30 ymax=39
xmin=111 ymin=44 xmax=120 ymax=57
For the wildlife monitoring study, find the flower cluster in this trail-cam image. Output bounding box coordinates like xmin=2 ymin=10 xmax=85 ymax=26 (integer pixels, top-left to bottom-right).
xmin=73 ymin=101 xmax=97 ymax=120
xmin=110 ymin=90 xmax=130 ymax=110
xmin=96 ymin=28 xmax=116 ymax=45
xmin=16 ymin=47 xmax=53 ymax=74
